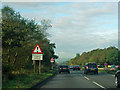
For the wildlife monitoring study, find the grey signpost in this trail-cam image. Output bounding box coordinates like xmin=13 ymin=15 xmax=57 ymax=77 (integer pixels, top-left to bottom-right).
xmin=32 ymin=44 xmax=43 ymax=73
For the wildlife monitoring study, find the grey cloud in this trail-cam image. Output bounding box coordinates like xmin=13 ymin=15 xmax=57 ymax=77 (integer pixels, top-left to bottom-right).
xmin=2 ymin=2 xmax=118 ymax=59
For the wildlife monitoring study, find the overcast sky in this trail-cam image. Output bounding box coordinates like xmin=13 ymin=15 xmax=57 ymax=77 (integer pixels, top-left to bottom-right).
xmin=2 ymin=2 xmax=118 ymax=62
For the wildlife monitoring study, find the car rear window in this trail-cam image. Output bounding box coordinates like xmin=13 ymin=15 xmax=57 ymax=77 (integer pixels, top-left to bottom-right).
xmin=74 ymin=65 xmax=79 ymax=67
xmin=88 ymin=64 xmax=97 ymax=68
xmin=59 ymin=66 xmax=68 ymax=68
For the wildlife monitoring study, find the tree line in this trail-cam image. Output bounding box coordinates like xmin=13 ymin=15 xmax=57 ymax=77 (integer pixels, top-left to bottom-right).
xmin=68 ymin=46 xmax=120 ymax=66
xmin=2 ymin=6 xmax=58 ymax=81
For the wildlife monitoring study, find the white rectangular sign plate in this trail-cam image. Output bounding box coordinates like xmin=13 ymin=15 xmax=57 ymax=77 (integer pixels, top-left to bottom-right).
xmin=32 ymin=54 xmax=43 ymax=60
xmin=50 ymin=61 xmax=54 ymax=62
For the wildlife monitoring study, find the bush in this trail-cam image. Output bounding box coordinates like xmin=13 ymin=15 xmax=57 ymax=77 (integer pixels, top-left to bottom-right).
xmin=2 ymin=64 xmax=14 ymax=80
xmin=41 ymin=66 xmax=50 ymax=73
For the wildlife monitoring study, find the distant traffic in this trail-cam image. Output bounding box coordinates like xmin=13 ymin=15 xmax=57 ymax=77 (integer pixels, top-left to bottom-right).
xmin=56 ymin=62 xmax=120 ymax=88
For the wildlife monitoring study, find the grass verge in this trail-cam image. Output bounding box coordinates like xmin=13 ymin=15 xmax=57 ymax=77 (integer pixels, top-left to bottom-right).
xmin=98 ymin=69 xmax=116 ymax=74
xmin=3 ymin=70 xmax=57 ymax=88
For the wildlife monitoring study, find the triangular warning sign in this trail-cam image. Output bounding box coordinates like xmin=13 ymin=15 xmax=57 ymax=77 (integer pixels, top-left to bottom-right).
xmin=32 ymin=44 xmax=43 ymax=54
xmin=50 ymin=57 xmax=55 ymax=61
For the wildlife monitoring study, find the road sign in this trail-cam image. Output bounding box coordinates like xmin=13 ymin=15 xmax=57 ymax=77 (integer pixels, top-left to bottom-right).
xmin=32 ymin=44 xmax=43 ymax=54
xmin=32 ymin=44 xmax=43 ymax=60
xmin=32 ymin=54 xmax=43 ymax=60
xmin=104 ymin=62 xmax=108 ymax=66
xmin=32 ymin=44 xmax=43 ymax=74
xmin=50 ymin=61 xmax=54 ymax=62
xmin=50 ymin=57 xmax=55 ymax=62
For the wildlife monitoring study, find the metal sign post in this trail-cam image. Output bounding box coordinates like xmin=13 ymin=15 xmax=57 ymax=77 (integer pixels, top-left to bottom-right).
xmin=52 ymin=62 xmax=54 ymax=69
xmin=32 ymin=44 xmax=43 ymax=74
xmin=39 ymin=60 xmax=41 ymax=73
xmin=33 ymin=60 xmax=36 ymax=73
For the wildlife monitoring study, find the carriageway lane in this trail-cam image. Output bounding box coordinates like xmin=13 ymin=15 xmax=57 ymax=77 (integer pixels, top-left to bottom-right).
xmin=81 ymin=70 xmax=116 ymax=88
xmin=39 ymin=70 xmax=115 ymax=88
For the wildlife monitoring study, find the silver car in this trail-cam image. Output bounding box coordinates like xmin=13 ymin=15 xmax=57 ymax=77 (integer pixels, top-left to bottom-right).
xmin=115 ymin=70 xmax=120 ymax=88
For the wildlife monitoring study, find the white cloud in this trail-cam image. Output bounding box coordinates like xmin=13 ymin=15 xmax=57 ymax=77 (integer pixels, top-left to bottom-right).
xmin=1 ymin=2 xmax=118 ymax=60
xmin=48 ymin=3 xmax=118 ymax=59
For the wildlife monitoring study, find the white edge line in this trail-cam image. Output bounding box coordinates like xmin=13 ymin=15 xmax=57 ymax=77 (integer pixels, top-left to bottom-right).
xmin=112 ymin=75 xmax=115 ymax=77
xmin=84 ymin=76 xmax=90 ymax=80
xmin=93 ymin=81 xmax=106 ymax=89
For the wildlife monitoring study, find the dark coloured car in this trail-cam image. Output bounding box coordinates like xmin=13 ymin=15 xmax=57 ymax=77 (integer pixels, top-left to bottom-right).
xmin=73 ymin=65 xmax=80 ymax=70
xmin=84 ymin=62 xmax=98 ymax=74
xmin=115 ymin=69 xmax=120 ymax=88
xmin=59 ymin=65 xmax=70 ymax=74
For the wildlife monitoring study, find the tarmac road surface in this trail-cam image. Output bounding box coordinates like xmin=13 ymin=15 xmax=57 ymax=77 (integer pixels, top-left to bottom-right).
xmin=35 ymin=70 xmax=117 ymax=89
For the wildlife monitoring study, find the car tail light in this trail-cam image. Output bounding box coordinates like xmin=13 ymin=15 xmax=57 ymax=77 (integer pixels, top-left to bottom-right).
xmin=86 ymin=66 xmax=88 ymax=69
xmin=97 ymin=66 xmax=98 ymax=68
xmin=78 ymin=67 xmax=80 ymax=68
xmin=91 ymin=62 xmax=93 ymax=64
xmin=68 ymin=68 xmax=69 ymax=69
xmin=116 ymin=66 xmax=119 ymax=68
xmin=60 ymin=68 xmax=62 ymax=70
xmin=74 ymin=67 xmax=76 ymax=68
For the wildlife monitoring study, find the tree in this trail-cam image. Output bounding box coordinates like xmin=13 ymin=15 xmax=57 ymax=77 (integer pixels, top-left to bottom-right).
xmin=68 ymin=46 xmax=120 ymax=66
xmin=2 ymin=5 xmax=58 ymax=79
xmin=76 ymin=53 xmax=80 ymax=57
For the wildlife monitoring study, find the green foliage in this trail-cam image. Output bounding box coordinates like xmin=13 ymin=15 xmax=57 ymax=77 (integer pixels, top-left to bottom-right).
xmin=2 ymin=72 xmax=55 ymax=88
xmin=2 ymin=6 xmax=58 ymax=82
xmin=76 ymin=53 xmax=80 ymax=57
xmin=68 ymin=46 xmax=120 ymax=66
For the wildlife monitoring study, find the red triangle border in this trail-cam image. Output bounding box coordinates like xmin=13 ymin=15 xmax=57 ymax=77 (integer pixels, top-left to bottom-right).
xmin=32 ymin=44 xmax=43 ymax=54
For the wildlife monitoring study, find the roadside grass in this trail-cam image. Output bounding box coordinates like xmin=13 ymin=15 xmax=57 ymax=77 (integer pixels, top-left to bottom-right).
xmin=3 ymin=69 xmax=57 ymax=88
xmin=98 ymin=69 xmax=116 ymax=74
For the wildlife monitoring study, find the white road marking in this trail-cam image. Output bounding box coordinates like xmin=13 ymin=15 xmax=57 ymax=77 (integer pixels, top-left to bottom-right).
xmin=112 ymin=75 xmax=115 ymax=77
xmin=92 ymin=81 xmax=106 ymax=89
xmin=84 ymin=76 xmax=90 ymax=80
xmin=80 ymin=74 xmax=83 ymax=76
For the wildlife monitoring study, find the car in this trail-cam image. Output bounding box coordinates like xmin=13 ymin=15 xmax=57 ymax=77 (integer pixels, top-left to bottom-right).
xmin=73 ymin=65 xmax=80 ymax=70
xmin=115 ymin=69 xmax=120 ymax=88
xmin=110 ymin=65 xmax=117 ymax=71
xmin=116 ymin=65 xmax=120 ymax=70
xmin=54 ymin=65 xmax=59 ymax=71
xmin=58 ymin=65 xmax=70 ymax=74
xmin=69 ymin=65 xmax=73 ymax=69
xmin=98 ymin=65 xmax=104 ymax=70
xmin=84 ymin=62 xmax=98 ymax=74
